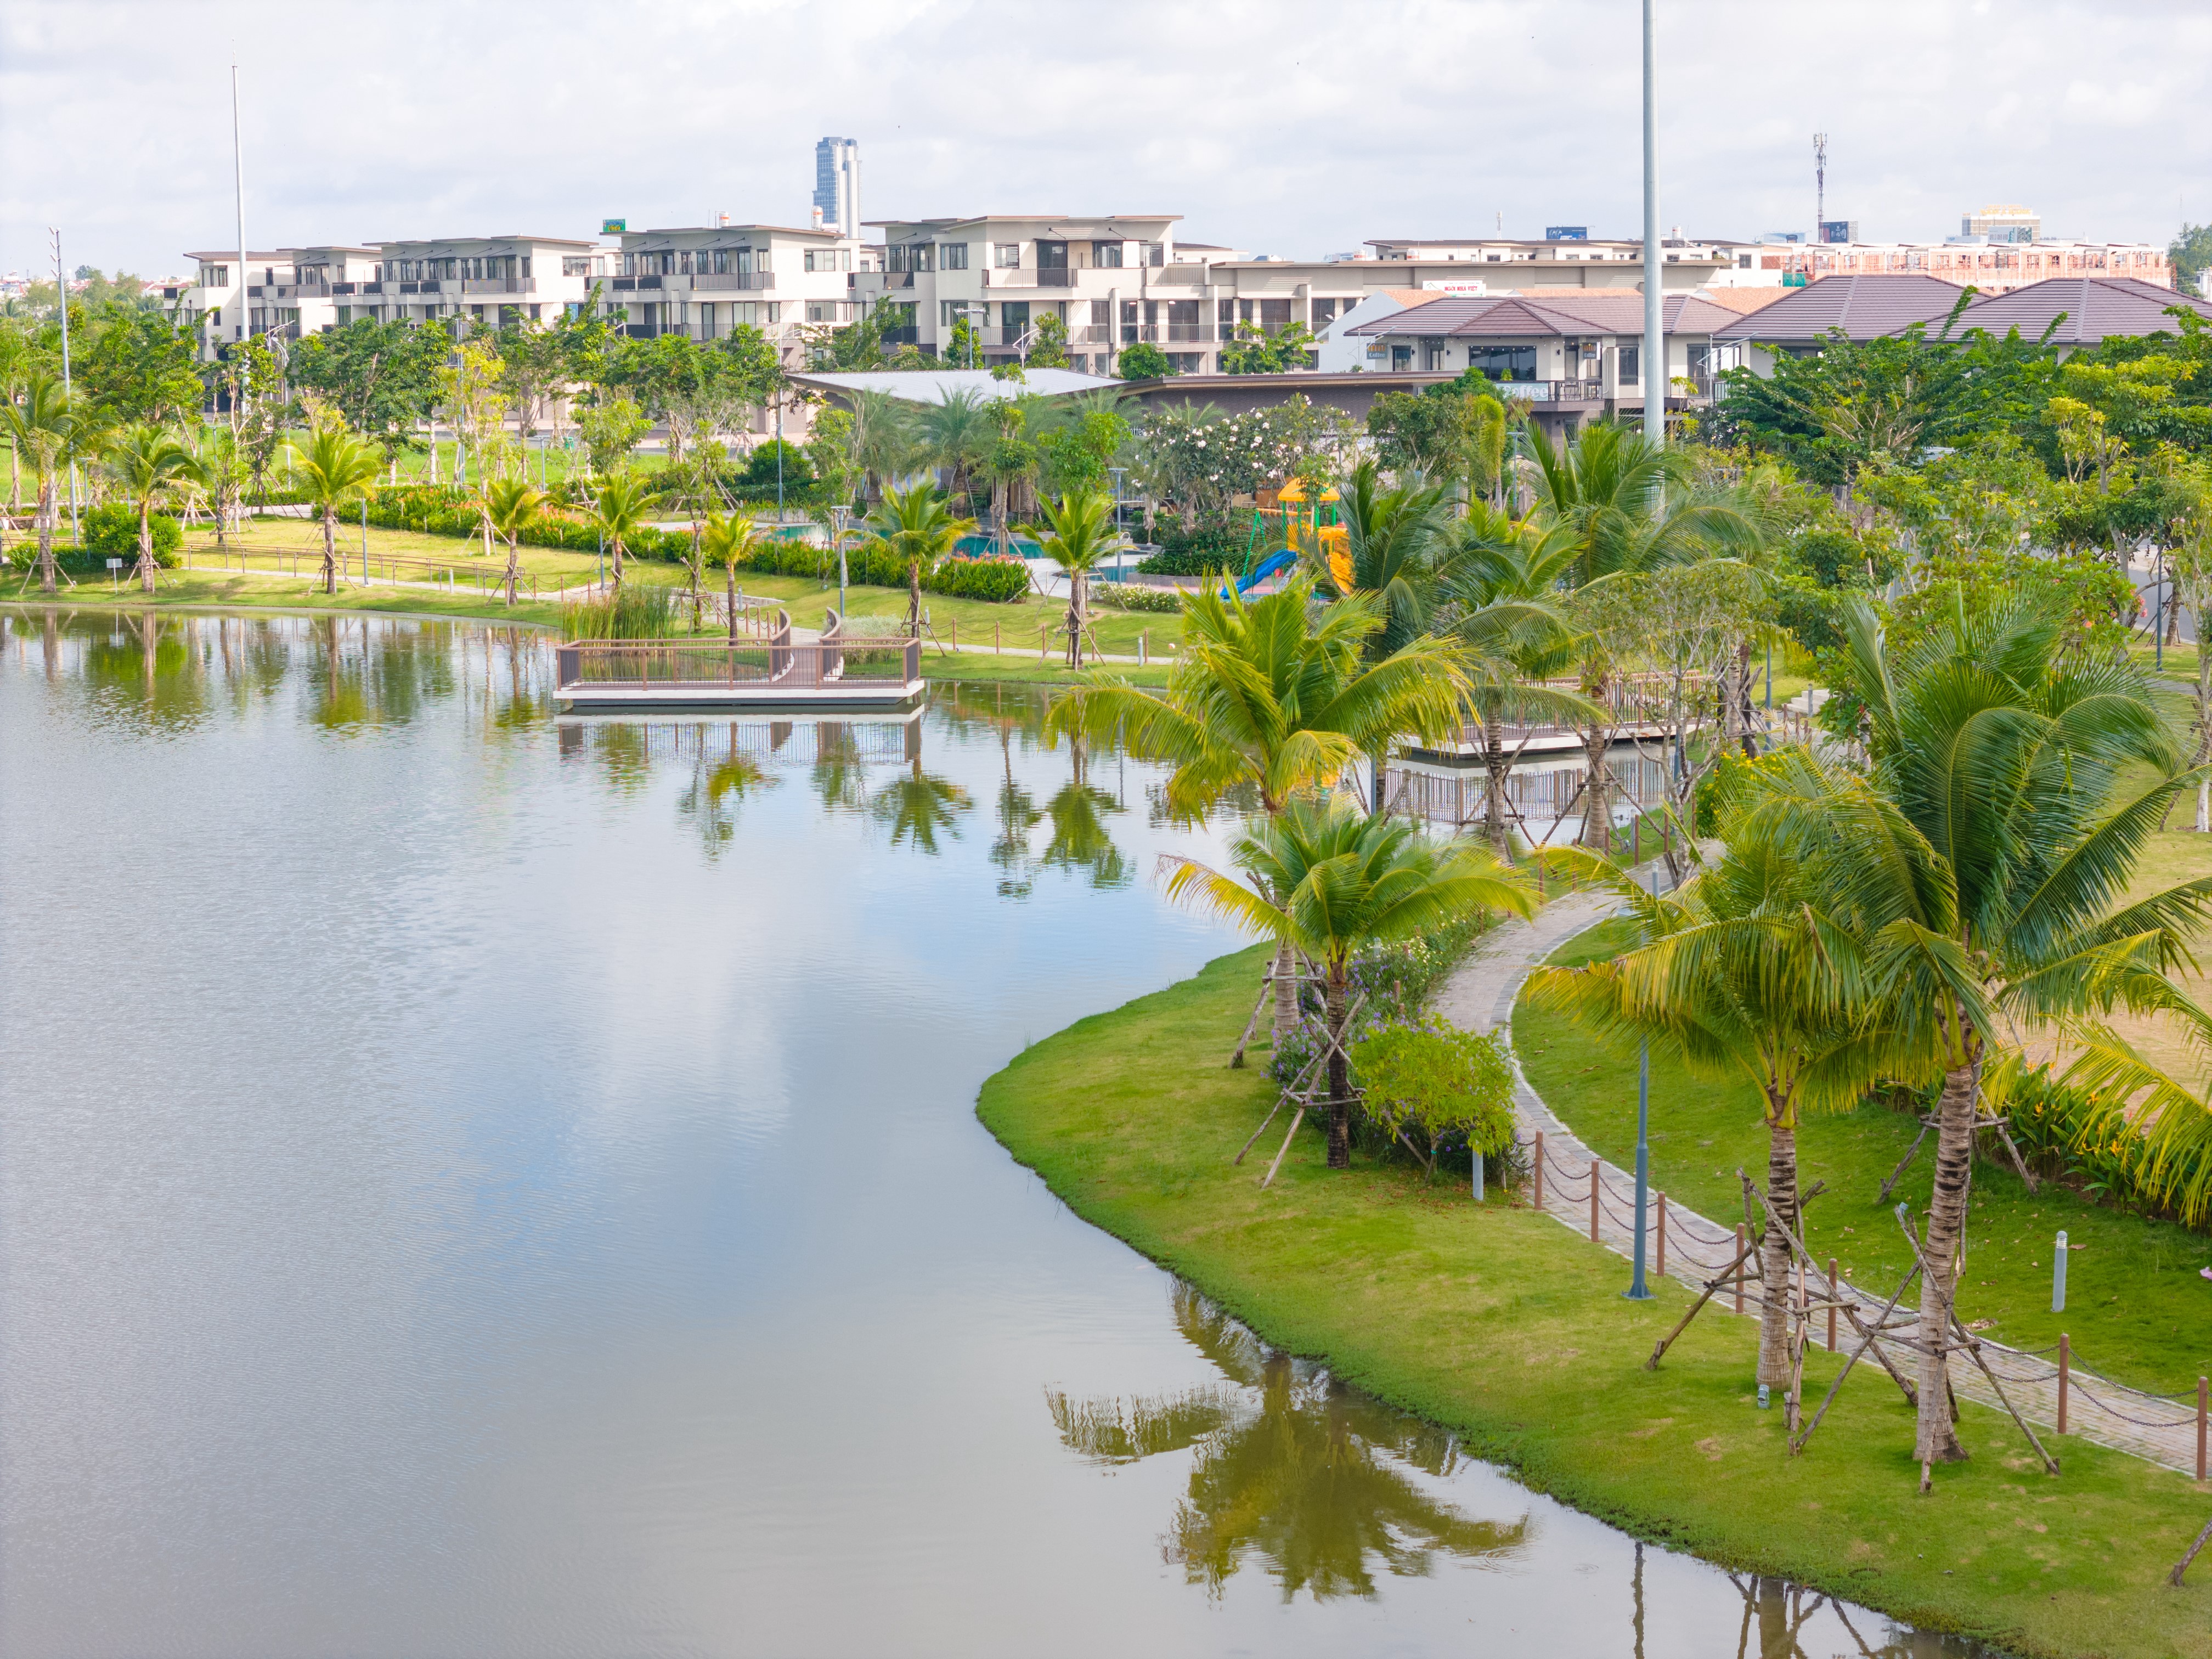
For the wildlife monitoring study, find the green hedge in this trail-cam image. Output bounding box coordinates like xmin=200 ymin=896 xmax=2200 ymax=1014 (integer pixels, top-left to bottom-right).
xmin=1138 ymin=518 xmax=1249 ymax=576
xmin=735 ymin=538 xmax=1032 ymax=604
xmin=364 ymin=485 xmax=693 ymax=561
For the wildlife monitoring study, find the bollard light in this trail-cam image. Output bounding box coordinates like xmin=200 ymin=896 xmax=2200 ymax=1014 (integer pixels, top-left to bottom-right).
xmin=2053 ymin=1229 xmax=2068 ymax=1312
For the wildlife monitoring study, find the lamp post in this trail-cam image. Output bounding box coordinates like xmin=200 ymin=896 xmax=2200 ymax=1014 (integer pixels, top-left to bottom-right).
xmin=50 ymin=228 xmax=81 ymax=543
xmin=1626 ymin=865 xmax=1656 ymax=1301
xmin=1641 ymin=0 xmax=1664 ymax=448
xmin=832 ymin=503 xmax=850 ymax=619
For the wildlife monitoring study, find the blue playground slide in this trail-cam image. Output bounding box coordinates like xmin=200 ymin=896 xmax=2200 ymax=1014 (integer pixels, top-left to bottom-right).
xmin=1221 ymin=546 xmax=1299 ymax=600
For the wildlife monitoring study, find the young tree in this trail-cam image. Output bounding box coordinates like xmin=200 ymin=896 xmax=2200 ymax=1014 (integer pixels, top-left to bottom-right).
xmin=916 ymin=386 xmax=995 ymax=501
xmin=588 ymin=469 xmax=652 ymax=589
xmin=287 ymin=423 xmax=385 ymax=595
xmin=864 ymin=481 xmax=975 ymax=637
xmin=0 ymin=369 xmax=86 ymax=593
xmin=104 ymin=422 xmax=206 ymax=594
xmin=1162 ymin=795 xmax=1532 ymax=1167
xmin=1115 ymin=341 xmax=1175 ymax=381
xmin=574 ymin=394 xmax=651 ymax=478
xmin=1220 ymin=320 xmax=1319 ymax=375
xmin=700 ymin=511 xmax=765 ymax=644
xmin=484 ymin=475 xmax=545 ymax=605
xmin=1026 ymin=312 xmax=1070 ymax=369
xmin=286 ymin=318 xmax=447 ymax=455
xmin=1022 ymin=488 xmax=1124 ymax=667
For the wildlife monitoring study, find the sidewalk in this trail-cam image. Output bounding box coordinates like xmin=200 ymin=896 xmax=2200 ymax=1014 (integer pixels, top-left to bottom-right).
xmin=1436 ymin=863 xmax=2209 ymax=1479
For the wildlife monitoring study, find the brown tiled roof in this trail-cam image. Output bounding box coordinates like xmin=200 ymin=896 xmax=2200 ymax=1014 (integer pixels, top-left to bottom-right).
xmin=1693 ymin=286 xmax=1791 ymax=317
xmin=1950 ymin=276 xmax=2212 ymax=345
xmin=1347 ymin=290 xmax=1742 ymax=338
xmin=1710 ymin=274 xmax=1970 ymax=343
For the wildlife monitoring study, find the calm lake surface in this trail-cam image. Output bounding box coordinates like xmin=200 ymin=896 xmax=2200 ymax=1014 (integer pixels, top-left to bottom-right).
xmin=0 ymin=611 xmax=1977 ymax=1658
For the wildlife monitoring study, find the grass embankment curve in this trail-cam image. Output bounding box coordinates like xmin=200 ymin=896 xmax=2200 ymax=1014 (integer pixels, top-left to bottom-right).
xmin=978 ymin=944 xmax=2212 ymax=1659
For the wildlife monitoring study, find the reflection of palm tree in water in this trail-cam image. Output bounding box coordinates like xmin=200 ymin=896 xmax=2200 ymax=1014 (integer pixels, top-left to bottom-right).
xmin=678 ymin=723 xmax=774 ymax=855
xmin=1039 ymin=735 xmax=1128 ymax=889
xmin=872 ymin=752 xmax=971 ymax=853
xmin=990 ymin=725 xmax=1041 ymax=899
xmin=1047 ymin=1284 xmax=1527 ymax=1602
xmin=811 ymin=722 xmax=871 ymax=814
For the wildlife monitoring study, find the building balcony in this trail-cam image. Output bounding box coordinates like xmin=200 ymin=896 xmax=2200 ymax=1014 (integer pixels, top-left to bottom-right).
xmin=247 ymin=283 xmax=331 ymax=300
xmin=460 ymin=277 xmax=533 ymax=295
xmin=690 ymin=272 xmax=775 ymax=291
xmin=1036 ymin=268 xmax=1074 ymax=287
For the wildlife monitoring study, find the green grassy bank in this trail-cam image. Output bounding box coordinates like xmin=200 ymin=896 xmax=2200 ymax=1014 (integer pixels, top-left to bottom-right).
xmin=978 ymin=944 xmax=2212 ymax=1659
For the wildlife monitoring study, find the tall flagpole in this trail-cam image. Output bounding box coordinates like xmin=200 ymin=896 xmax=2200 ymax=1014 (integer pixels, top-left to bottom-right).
xmin=232 ymin=60 xmax=251 ymax=346
xmin=51 ymin=228 xmax=80 ymax=541
xmin=1642 ymin=0 xmax=1664 ymax=445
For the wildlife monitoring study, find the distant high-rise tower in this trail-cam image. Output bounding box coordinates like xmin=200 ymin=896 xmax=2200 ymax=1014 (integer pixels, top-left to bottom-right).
xmin=814 ymin=137 xmax=860 ymax=239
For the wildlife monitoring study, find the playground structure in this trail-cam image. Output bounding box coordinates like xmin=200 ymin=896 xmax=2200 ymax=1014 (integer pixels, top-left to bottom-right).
xmin=1220 ymin=478 xmax=1350 ymax=599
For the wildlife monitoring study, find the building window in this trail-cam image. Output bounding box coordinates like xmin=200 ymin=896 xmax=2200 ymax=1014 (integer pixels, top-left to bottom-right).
xmin=1092 ymin=241 xmax=1123 ymax=268
xmin=994 ymin=242 xmax=1022 ymax=269
xmin=1140 ymin=241 xmax=1164 ymax=267
xmin=939 ymin=242 xmax=968 ymax=270
xmin=1617 ymin=346 xmax=1640 ymax=383
xmin=1311 ymin=297 xmax=1344 ymax=328
xmin=999 ymin=301 xmax=1030 ymax=335
xmin=1468 ymin=345 xmax=1537 ymax=380
xmin=562 ymin=256 xmax=591 ymax=276
xmin=1218 ymin=298 xmax=1236 ymax=329
xmin=885 ymin=242 xmax=934 ymax=273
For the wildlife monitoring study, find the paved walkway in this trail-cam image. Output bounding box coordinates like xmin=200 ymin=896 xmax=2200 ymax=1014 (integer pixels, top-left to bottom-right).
xmin=1437 ymin=861 xmax=2209 ymax=1479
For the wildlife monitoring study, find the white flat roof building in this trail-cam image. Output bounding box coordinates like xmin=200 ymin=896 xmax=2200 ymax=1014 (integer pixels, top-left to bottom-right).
xmin=608 ymin=222 xmax=867 ymax=367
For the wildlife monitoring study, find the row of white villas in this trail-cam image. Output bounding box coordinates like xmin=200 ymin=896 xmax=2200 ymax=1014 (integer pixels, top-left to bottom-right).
xmin=170 ymin=223 xmax=874 ymax=365
xmin=848 ymin=216 xmax=1773 ymax=375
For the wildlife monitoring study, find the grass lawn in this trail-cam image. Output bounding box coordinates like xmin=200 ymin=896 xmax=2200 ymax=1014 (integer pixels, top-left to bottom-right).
xmin=1515 ymin=906 xmax=2212 ymax=1400
xmin=979 ymin=945 xmax=2212 ymax=1659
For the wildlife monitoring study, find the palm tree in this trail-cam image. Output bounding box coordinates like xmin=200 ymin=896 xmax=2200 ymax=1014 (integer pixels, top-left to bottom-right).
xmin=700 ymin=511 xmax=765 ymax=644
xmin=1527 ymin=776 xmax=1899 ymax=1405
xmin=864 ymin=481 xmax=977 ymax=638
xmin=588 ymin=469 xmax=652 ymax=591
xmin=916 ymin=386 xmax=994 ymax=505
xmin=196 ymin=425 xmax=251 ymax=553
xmin=848 ymin=387 xmax=917 ymax=501
xmin=1051 ymin=575 xmax=1474 ymax=1041
xmin=1022 ymin=488 xmax=1123 ymax=667
xmin=1162 ymin=794 xmax=1533 ymax=1167
xmin=1524 ymin=421 xmax=1762 ymax=585
xmin=104 ymin=423 xmax=207 ymax=595
xmin=1316 ymin=459 xmax=1453 ymax=661
xmin=287 ymin=424 xmax=384 ymax=595
xmin=484 ymin=476 xmax=545 ymax=606
xmin=1 ymin=369 xmax=84 ymax=594
xmin=1806 ymin=594 xmax=2212 ymax=1472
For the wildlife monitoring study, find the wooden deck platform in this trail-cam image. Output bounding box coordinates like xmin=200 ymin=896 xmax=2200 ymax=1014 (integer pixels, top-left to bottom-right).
xmin=555 ymin=616 xmax=924 ymax=711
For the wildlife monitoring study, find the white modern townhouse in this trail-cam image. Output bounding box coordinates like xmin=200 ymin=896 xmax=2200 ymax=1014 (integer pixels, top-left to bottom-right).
xmin=605 ymin=222 xmax=869 ymax=366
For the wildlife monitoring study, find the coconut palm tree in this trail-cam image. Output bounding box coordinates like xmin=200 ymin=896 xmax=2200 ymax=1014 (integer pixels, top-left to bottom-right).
xmin=1527 ymin=773 xmax=1903 ymax=1407
xmin=1801 ymin=594 xmax=2212 ymax=1474
xmin=588 ymin=469 xmax=652 ymax=591
xmin=104 ymin=423 xmax=207 ymax=595
xmin=287 ymin=423 xmax=385 ymax=595
xmin=864 ymin=481 xmax=977 ymax=639
xmin=916 ymin=386 xmax=995 ymax=505
xmin=484 ymin=475 xmax=545 ymax=606
xmin=849 ymin=387 xmax=918 ymax=501
xmin=871 ymin=751 xmax=973 ymax=854
xmin=1051 ymin=575 xmax=1475 ymax=1042
xmin=1314 ymin=459 xmax=1454 ymax=662
xmin=701 ymin=511 xmax=765 ymax=644
xmin=1 ymin=369 xmax=85 ymax=594
xmin=1161 ymin=794 xmax=1533 ymax=1167
xmin=1022 ymin=488 xmax=1123 ymax=667
xmin=1524 ymin=421 xmax=1762 ymax=585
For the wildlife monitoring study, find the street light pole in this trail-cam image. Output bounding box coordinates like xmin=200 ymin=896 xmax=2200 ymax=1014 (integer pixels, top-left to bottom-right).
xmin=50 ymin=228 xmax=80 ymax=543
xmin=1627 ymin=866 xmax=1656 ymax=1300
xmin=1641 ymin=0 xmax=1664 ymax=448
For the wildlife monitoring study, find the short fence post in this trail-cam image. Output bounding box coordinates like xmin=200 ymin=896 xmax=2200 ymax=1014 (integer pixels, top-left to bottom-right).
xmin=1655 ymin=1192 xmax=1667 ymax=1276
xmin=1632 ymin=817 xmax=1640 ymax=862
xmin=2199 ymin=1376 xmax=2208 ymax=1482
xmin=1589 ymin=1162 xmax=1600 ymax=1243
xmin=2057 ymin=1334 xmax=2070 ymax=1434
xmin=1827 ymin=1257 xmax=1839 ymax=1352
xmin=1532 ymin=1132 xmax=1544 ymax=1211
xmin=1734 ymin=1226 xmax=1746 ymax=1314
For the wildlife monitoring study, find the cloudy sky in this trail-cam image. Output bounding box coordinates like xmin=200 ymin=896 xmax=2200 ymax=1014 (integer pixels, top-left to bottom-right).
xmin=3 ymin=0 xmax=2207 ymax=280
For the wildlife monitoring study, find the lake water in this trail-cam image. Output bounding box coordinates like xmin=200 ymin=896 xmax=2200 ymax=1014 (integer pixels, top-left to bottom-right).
xmin=0 ymin=611 xmax=1978 ymax=1657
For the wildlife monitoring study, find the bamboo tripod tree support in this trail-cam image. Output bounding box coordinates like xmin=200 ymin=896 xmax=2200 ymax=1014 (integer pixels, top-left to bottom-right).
xmin=1643 ymin=1179 xmax=1825 ymax=1372
xmin=1231 ymin=993 xmax=1367 ymax=1187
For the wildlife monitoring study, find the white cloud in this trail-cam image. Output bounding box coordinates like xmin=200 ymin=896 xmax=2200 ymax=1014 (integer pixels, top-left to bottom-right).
xmin=3 ymin=0 xmax=2209 ymax=279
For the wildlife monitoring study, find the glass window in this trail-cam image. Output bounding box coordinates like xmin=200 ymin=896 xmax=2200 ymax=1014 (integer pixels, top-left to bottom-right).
xmin=998 ymin=301 xmax=1030 ymax=332
xmin=1617 ymin=346 xmax=1640 ymax=383
xmin=1140 ymin=241 xmax=1164 ymax=267
xmin=939 ymin=242 xmax=968 ymax=270
xmin=994 ymin=242 xmax=1022 ymax=269
xmin=804 ymin=250 xmax=819 ymax=272
xmin=1468 ymin=345 xmax=1538 ymax=380
xmin=1090 ymin=300 xmax=1111 ymax=324
xmin=1092 ymin=241 xmax=1123 ymax=268
xmin=1218 ymin=298 xmax=1236 ymax=327
xmin=562 ymin=256 xmax=590 ymax=276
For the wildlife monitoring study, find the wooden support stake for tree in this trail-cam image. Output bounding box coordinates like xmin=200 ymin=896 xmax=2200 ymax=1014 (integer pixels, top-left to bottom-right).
xmin=1227 ymin=978 xmax=1273 ymax=1069
xmin=2171 ymin=1513 xmax=2212 ymax=1588
xmin=2199 ymin=1376 xmax=2208 ymax=1483
xmin=1791 ymin=1255 xmax=1925 ymax=1455
xmin=1877 ymin=1115 xmax=1936 ymax=1205
xmin=1827 ymin=1257 xmax=1839 ymax=1353
xmin=1257 ymin=1105 xmax=1307 ymax=1191
xmin=2058 ymin=1334 xmax=2070 ymax=1434
xmin=1645 ymin=1235 xmax=1760 ymax=1370
xmin=1234 ymin=1042 xmax=1325 ymax=1166
xmin=1951 ymin=1318 xmax=2060 ymax=1476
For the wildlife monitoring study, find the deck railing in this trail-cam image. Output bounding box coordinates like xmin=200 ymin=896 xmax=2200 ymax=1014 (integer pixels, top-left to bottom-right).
xmin=556 ymin=617 xmax=921 ymax=695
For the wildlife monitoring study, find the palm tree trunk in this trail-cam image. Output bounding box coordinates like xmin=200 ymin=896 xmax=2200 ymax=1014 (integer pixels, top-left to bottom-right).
xmin=1483 ymin=733 xmax=1514 ymax=860
xmin=1579 ymin=724 xmax=1612 ymax=853
xmin=611 ymin=537 xmax=625 ymax=590
xmin=36 ymin=474 xmax=57 ymax=594
xmin=909 ymin=557 xmax=923 ymax=639
xmin=321 ymin=507 xmax=337 ymax=595
xmin=137 ymin=501 xmax=157 ymax=595
xmin=1324 ymin=971 xmax=1352 ymax=1170
xmin=1271 ymin=936 xmax=1298 ymax=1045
xmin=1913 ymin=1043 xmax=1977 ymax=1466
xmin=726 ymin=557 xmax=738 ymax=647
xmin=504 ymin=535 xmax=518 ymax=606
xmin=1758 ymin=1112 xmax=1798 ymax=1390
xmin=1065 ymin=569 xmax=1083 ymax=667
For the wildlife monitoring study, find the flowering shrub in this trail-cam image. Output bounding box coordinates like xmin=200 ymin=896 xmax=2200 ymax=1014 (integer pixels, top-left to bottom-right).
xmin=1352 ymin=1024 xmax=1517 ymax=1172
xmin=1141 ymin=396 xmax=1350 ymax=505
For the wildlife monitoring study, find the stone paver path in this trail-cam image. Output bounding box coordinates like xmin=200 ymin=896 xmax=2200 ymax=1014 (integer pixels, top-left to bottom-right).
xmin=1438 ymin=861 xmax=2209 ymax=1479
